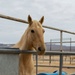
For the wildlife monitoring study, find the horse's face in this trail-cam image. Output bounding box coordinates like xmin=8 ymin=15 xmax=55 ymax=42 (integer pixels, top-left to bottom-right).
xmin=28 ymin=15 xmax=45 ymax=55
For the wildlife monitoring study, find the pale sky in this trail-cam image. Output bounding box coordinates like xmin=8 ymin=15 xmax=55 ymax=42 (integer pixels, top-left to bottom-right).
xmin=0 ymin=0 xmax=75 ymax=44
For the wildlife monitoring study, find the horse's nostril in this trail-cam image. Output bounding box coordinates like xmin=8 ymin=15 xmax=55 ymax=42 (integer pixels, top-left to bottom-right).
xmin=38 ymin=47 xmax=41 ymax=51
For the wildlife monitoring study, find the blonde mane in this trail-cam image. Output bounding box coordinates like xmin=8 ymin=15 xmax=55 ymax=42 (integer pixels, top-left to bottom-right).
xmin=13 ymin=15 xmax=45 ymax=75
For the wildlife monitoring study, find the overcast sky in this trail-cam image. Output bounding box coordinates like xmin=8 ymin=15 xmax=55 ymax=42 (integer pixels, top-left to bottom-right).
xmin=0 ymin=0 xmax=75 ymax=44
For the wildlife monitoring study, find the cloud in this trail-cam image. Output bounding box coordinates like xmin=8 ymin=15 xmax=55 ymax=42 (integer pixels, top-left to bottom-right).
xmin=0 ymin=0 xmax=75 ymax=43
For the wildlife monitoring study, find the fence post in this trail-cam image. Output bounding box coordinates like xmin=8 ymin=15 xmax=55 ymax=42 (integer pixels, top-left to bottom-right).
xmin=70 ymin=38 xmax=72 ymax=64
xmin=49 ymin=39 xmax=52 ymax=64
xmin=36 ymin=54 xmax=38 ymax=75
xmin=59 ymin=31 xmax=63 ymax=75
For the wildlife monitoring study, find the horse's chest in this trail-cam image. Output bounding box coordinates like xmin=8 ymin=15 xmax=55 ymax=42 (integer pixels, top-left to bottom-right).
xmin=20 ymin=54 xmax=34 ymax=68
xmin=19 ymin=54 xmax=34 ymax=75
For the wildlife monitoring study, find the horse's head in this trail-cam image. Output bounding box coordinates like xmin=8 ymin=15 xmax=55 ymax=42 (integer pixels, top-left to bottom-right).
xmin=27 ymin=15 xmax=45 ymax=55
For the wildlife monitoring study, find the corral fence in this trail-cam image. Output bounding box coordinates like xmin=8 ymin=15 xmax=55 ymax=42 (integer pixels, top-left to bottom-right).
xmin=0 ymin=14 xmax=75 ymax=75
xmin=40 ymin=38 xmax=75 ymax=64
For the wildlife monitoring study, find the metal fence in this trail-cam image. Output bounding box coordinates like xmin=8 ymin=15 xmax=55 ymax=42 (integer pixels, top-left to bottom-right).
xmin=0 ymin=48 xmax=75 ymax=75
xmin=0 ymin=14 xmax=75 ymax=75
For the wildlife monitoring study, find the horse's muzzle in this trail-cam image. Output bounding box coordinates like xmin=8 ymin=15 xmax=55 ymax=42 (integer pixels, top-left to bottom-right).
xmin=37 ymin=47 xmax=45 ymax=55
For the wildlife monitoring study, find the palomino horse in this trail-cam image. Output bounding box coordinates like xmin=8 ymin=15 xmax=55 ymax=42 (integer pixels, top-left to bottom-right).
xmin=13 ymin=15 xmax=45 ymax=75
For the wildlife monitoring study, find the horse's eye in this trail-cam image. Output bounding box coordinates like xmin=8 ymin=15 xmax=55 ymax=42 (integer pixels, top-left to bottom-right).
xmin=43 ymin=29 xmax=45 ymax=33
xmin=31 ymin=30 xmax=34 ymax=33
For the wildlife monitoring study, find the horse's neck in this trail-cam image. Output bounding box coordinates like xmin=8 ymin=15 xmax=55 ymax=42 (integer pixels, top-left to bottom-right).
xmin=19 ymin=54 xmax=34 ymax=75
xmin=14 ymin=29 xmax=34 ymax=63
xmin=20 ymin=52 xmax=33 ymax=70
xmin=13 ymin=29 xmax=34 ymax=75
xmin=14 ymin=29 xmax=33 ymax=50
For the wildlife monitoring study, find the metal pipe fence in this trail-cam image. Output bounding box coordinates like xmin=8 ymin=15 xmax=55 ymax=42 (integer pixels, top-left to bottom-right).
xmin=0 ymin=48 xmax=75 ymax=75
xmin=0 ymin=48 xmax=75 ymax=55
xmin=0 ymin=14 xmax=75 ymax=75
xmin=0 ymin=14 xmax=75 ymax=34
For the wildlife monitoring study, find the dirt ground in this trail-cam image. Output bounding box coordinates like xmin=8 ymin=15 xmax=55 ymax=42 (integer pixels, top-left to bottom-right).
xmin=33 ymin=55 xmax=75 ymax=75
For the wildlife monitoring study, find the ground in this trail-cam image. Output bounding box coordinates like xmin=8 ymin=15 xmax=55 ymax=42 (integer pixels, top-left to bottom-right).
xmin=33 ymin=55 xmax=75 ymax=75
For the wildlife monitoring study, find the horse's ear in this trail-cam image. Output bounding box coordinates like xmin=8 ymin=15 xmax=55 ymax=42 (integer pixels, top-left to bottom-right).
xmin=39 ymin=16 xmax=44 ymax=24
xmin=28 ymin=15 xmax=32 ymax=25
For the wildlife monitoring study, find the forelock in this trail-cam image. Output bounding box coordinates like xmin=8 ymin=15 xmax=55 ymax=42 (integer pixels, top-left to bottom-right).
xmin=33 ymin=20 xmax=42 ymax=27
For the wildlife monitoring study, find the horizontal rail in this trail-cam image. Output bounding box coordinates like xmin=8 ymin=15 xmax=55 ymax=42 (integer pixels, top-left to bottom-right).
xmin=43 ymin=25 xmax=75 ymax=35
xmin=46 ymin=41 xmax=75 ymax=43
xmin=0 ymin=14 xmax=28 ymax=24
xmin=35 ymin=65 xmax=75 ymax=69
xmin=0 ymin=14 xmax=75 ymax=35
xmin=0 ymin=48 xmax=75 ymax=55
xmin=0 ymin=48 xmax=37 ymax=54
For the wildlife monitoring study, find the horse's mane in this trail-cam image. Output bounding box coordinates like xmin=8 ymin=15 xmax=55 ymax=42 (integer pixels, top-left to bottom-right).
xmin=13 ymin=27 xmax=28 ymax=49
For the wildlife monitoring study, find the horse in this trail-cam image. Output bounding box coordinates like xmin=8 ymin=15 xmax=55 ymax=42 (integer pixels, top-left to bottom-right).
xmin=13 ymin=15 xmax=45 ymax=75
